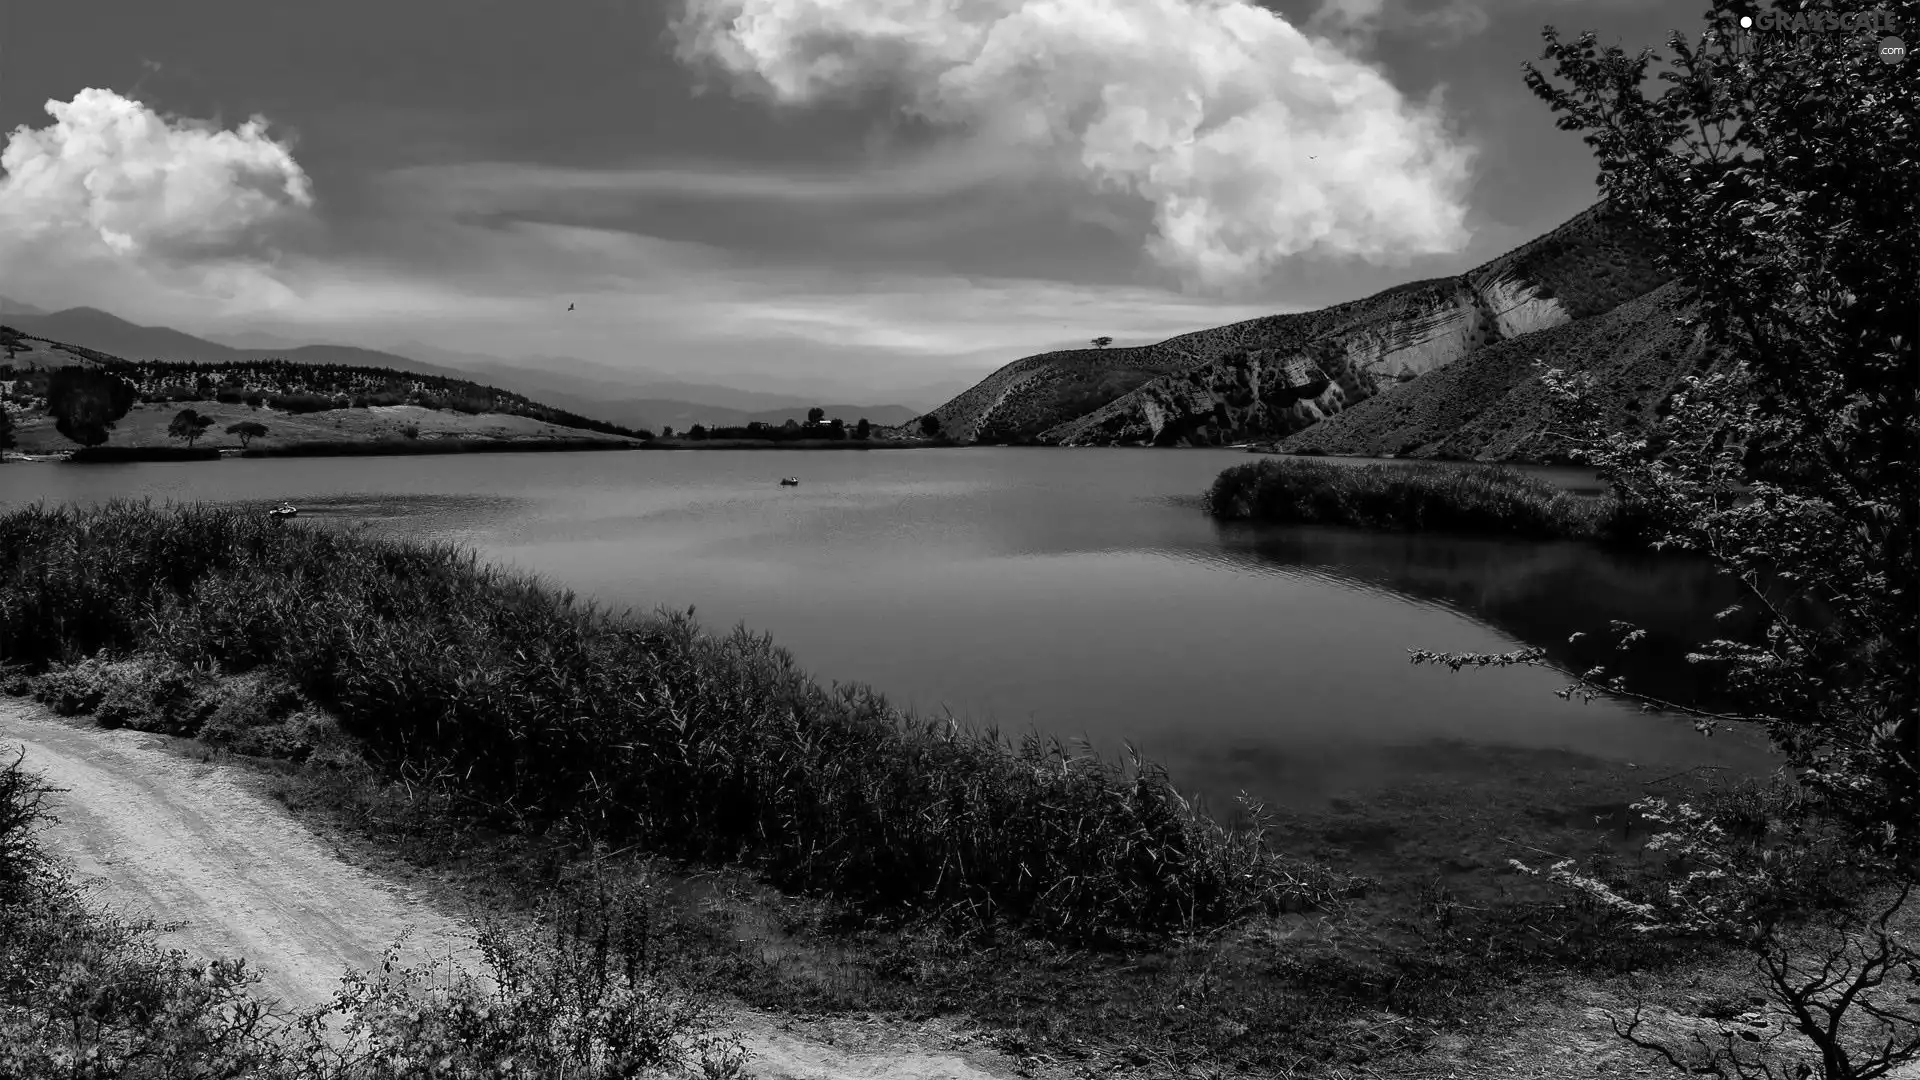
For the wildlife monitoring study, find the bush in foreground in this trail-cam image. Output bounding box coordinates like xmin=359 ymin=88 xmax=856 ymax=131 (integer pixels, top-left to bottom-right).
xmin=0 ymin=749 xmax=744 ymax=1078
xmin=1204 ymin=457 xmax=1652 ymax=543
xmin=0 ymin=500 xmax=1337 ymax=944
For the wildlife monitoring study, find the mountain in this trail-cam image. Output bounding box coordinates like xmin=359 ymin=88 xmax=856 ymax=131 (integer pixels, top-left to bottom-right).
xmin=0 ymin=324 xmax=649 ymax=455
xmin=1276 ymin=281 xmax=1722 ymax=461
xmin=201 ymin=329 xmax=309 ymax=350
xmin=0 ymin=296 xmax=46 ymax=316
xmin=917 ymin=202 xmax=1679 ymax=454
xmin=0 ymin=309 xmax=480 ymax=382
xmin=0 ymin=308 xmax=915 ymax=434
xmin=399 ymin=342 xmax=922 ymax=416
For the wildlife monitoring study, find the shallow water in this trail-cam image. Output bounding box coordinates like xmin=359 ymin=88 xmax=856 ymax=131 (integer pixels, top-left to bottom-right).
xmin=3 ymin=447 xmax=1775 ymax=809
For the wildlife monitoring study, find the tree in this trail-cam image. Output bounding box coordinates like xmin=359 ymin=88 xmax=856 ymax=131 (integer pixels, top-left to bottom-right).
xmin=855 ymin=418 xmax=872 ymax=440
xmin=661 ymin=425 xmax=674 ymax=438
xmin=919 ymin=414 xmax=942 ymax=438
xmin=225 ymin=420 xmax=268 ymax=448
xmin=1415 ymin=4 xmax=1917 ymax=1075
xmin=807 ymin=407 xmax=825 ymax=425
xmin=687 ymin=423 xmax=708 ymax=440
xmin=1091 ymin=336 xmax=1114 ymax=349
xmin=826 ymin=417 xmax=847 ymax=441
xmin=45 ymin=367 xmax=136 ymax=448
xmin=167 ymin=408 xmax=215 ymax=448
xmin=0 ymin=405 xmax=13 ymax=460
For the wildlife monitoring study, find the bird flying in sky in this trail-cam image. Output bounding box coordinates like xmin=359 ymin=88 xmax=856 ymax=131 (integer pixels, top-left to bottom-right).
xmin=567 ymin=302 xmax=575 ymax=311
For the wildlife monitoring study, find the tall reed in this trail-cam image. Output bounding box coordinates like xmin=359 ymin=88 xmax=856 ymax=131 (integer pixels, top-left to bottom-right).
xmin=1204 ymin=457 xmax=1653 ymax=543
xmin=0 ymin=501 xmax=1335 ymax=942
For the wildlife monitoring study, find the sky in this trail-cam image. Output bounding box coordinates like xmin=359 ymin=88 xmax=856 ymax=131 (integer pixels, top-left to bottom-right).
xmin=0 ymin=0 xmax=1698 ymax=404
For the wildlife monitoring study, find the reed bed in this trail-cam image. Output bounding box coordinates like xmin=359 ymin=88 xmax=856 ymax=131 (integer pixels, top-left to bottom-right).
xmin=1204 ymin=457 xmax=1653 ymax=543
xmin=0 ymin=500 xmax=1336 ymax=942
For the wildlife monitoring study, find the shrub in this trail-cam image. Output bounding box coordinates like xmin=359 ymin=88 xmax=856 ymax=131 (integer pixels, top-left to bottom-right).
xmin=1204 ymin=458 xmax=1634 ymax=542
xmin=0 ymin=501 xmax=1342 ymax=943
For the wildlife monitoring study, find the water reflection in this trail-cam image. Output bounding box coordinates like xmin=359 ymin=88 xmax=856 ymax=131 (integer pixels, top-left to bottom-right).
xmin=1199 ymin=522 xmax=1754 ymax=714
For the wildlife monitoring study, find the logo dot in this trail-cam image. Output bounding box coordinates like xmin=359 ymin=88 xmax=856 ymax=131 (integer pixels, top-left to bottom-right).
xmin=1740 ymin=15 xmax=1752 ymax=28
xmin=1881 ymin=36 xmax=1907 ymax=63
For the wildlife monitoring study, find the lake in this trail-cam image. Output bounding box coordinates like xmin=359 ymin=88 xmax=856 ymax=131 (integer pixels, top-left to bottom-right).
xmin=2 ymin=447 xmax=1775 ymax=813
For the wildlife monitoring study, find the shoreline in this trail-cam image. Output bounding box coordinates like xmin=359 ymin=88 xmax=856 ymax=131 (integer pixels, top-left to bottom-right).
xmin=0 ymin=436 xmax=971 ymax=463
xmin=0 ymin=499 xmax=1804 ymax=1078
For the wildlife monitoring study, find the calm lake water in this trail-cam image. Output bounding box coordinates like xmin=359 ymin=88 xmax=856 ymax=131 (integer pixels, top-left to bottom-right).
xmin=3 ymin=448 xmax=1775 ymax=810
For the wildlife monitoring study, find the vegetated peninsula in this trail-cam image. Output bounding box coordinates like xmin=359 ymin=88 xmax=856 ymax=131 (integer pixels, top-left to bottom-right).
xmin=0 ymin=325 xmax=651 ymax=461
xmin=905 ymin=201 xmax=1699 ymax=459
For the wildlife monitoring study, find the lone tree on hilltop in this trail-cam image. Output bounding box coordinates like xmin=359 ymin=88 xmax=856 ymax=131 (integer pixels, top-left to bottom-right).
xmin=225 ymin=420 xmax=268 ymax=448
xmin=46 ymin=367 xmax=136 ymax=448
xmin=168 ymin=408 xmax=215 ymax=447
xmin=918 ymin=414 xmax=941 ymax=438
xmin=1091 ymin=336 xmax=1114 ymax=349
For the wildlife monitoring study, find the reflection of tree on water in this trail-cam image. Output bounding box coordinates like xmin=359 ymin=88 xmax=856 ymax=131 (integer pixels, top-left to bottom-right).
xmin=1211 ymin=521 xmax=1768 ymax=716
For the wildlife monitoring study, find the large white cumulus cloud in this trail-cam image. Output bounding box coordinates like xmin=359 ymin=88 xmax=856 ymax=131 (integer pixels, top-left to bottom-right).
xmin=672 ymin=0 xmax=1476 ymax=290
xmin=0 ymin=88 xmax=313 ymax=304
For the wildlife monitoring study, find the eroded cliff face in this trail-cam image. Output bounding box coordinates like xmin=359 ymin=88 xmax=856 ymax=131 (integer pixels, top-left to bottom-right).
xmin=1042 ymin=278 xmax=1571 ymax=446
xmin=917 ymin=201 xmax=1672 ymax=448
xmin=1037 ymin=204 xmax=1671 ymax=447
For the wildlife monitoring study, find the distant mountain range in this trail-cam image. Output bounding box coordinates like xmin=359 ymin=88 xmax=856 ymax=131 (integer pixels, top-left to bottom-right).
xmin=0 ymin=305 xmax=919 ymax=433
xmin=913 ymin=201 xmax=1701 ymax=461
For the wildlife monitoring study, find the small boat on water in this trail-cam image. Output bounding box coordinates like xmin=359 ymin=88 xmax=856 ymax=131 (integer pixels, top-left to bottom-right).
xmin=779 ymin=477 xmax=800 ymax=487
xmin=268 ymin=503 xmax=299 ymax=518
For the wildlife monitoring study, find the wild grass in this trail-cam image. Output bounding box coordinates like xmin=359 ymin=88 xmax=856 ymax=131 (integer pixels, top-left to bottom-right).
xmin=0 ymin=500 xmax=1339 ymax=945
xmin=0 ymin=750 xmax=746 ymax=1079
xmin=1205 ymin=457 xmax=1657 ymax=544
xmin=237 ymin=437 xmax=642 ymax=458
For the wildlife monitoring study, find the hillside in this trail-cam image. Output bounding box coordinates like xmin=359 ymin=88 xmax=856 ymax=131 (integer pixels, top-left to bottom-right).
xmin=0 ymin=308 xmax=917 ymax=437
xmin=916 ymin=202 xmax=1677 ymax=452
xmin=0 ymin=326 xmax=650 ymax=456
xmin=1276 ymin=281 xmax=1730 ymax=460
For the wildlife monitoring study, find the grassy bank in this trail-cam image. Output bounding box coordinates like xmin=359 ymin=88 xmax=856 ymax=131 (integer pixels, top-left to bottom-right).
xmin=1205 ymin=457 xmax=1656 ymax=544
xmin=0 ymin=500 xmax=1332 ymax=945
xmin=643 ymin=437 xmax=953 ymax=450
xmin=66 ymin=444 xmax=224 ymax=463
xmin=238 ymin=437 xmax=642 ymax=458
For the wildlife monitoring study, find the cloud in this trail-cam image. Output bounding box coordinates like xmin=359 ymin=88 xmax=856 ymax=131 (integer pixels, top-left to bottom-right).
xmin=0 ymin=88 xmax=314 ymax=303
xmin=670 ymin=0 xmax=1476 ymax=292
xmin=381 ymin=138 xmax=1052 ymax=213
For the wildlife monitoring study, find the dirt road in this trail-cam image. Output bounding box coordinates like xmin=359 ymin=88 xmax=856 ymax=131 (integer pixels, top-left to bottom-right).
xmin=0 ymin=701 xmax=1014 ymax=1080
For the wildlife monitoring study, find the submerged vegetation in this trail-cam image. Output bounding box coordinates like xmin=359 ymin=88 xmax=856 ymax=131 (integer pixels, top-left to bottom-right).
xmin=1204 ymin=456 xmax=1655 ymax=544
xmin=0 ymin=500 xmax=1336 ymax=945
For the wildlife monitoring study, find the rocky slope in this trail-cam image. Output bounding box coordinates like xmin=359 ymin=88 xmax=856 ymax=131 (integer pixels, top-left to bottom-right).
xmin=1277 ymin=281 xmax=1729 ymax=461
xmin=920 ymin=202 xmax=1676 ymax=450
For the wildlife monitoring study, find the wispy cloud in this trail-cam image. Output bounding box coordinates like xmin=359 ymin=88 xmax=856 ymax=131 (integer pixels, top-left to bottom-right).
xmin=380 ymin=136 xmax=1053 ymax=213
xmin=0 ymin=87 xmax=1292 ymax=400
xmin=670 ymin=0 xmax=1479 ymax=292
xmin=1308 ymin=0 xmax=1645 ymax=48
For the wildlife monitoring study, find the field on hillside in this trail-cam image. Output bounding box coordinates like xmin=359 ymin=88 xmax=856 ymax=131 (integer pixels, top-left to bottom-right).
xmin=6 ymin=401 xmax=634 ymax=456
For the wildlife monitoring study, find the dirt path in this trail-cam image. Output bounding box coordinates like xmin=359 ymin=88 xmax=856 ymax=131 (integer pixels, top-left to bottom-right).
xmin=1 ymin=704 xmax=482 ymax=1015
xmin=0 ymin=702 xmax=1017 ymax=1080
